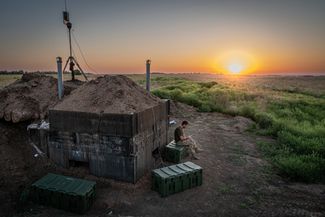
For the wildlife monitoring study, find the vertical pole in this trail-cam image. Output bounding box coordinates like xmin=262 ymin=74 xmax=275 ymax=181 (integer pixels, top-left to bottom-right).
xmin=68 ymin=28 xmax=72 ymax=59
xmin=56 ymin=57 xmax=64 ymax=99
xmin=67 ymin=22 xmax=74 ymax=80
xmin=146 ymin=59 xmax=151 ymax=92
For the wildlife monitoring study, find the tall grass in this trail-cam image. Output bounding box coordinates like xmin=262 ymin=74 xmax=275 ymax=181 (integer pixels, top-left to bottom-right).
xmin=150 ymin=77 xmax=325 ymax=183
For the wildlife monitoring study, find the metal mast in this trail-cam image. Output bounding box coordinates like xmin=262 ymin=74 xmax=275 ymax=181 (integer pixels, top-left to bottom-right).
xmin=62 ymin=0 xmax=88 ymax=81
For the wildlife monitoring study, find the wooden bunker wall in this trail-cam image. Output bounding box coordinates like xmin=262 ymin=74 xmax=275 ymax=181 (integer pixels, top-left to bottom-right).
xmin=48 ymin=100 xmax=170 ymax=183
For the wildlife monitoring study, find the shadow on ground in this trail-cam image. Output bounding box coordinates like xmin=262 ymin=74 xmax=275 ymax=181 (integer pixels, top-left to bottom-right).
xmin=3 ymin=102 xmax=325 ymax=217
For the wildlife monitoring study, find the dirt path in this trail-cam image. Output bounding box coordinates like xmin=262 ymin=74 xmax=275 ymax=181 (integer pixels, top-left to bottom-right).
xmin=11 ymin=103 xmax=325 ymax=217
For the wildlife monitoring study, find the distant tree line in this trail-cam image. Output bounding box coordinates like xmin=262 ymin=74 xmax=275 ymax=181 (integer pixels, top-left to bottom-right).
xmin=0 ymin=70 xmax=75 ymax=75
xmin=0 ymin=70 xmax=25 ymax=74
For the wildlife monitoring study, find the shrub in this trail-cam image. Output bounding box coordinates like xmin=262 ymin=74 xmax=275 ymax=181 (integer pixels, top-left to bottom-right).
xmin=198 ymin=81 xmax=218 ymax=89
xmin=239 ymin=105 xmax=257 ymax=120
xmin=255 ymin=113 xmax=273 ymax=129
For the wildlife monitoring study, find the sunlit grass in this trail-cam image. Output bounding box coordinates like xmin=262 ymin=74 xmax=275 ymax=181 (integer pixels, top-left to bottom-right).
xmin=0 ymin=74 xmax=22 ymax=88
xmin=149 ymin=76 xmax=325 ymax=183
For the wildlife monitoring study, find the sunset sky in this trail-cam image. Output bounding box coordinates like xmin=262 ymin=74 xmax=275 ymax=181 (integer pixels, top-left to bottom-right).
xmin=0 ymin=0 xmax=325 ymax=74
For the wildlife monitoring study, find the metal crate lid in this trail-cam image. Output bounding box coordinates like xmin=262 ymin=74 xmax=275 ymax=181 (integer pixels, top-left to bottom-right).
xmin=152 ymin=161 xmax=202 ymax=179
xmin=166 ymin=142 xmax=185 ymax=150
xmin=183 ymin=161 xmax=202 ymax=171
xmin=168 ymin=165 xmax=188 ymax=174
xmin=32 ymin=173 xmax=96 ymax=196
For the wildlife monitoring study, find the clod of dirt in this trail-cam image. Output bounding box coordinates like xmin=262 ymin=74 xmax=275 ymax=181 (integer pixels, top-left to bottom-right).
xmin=0 ymin=73 xmax=83 ymax=123
xmin=53 ymin=75 xmax=162 ymax=114
xmin=233 ymin=116 xmax=255 ymax=133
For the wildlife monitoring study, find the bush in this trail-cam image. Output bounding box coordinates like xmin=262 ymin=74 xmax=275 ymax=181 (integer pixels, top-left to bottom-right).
xmin=239 ymin=105 xmax=257 ymax=120
xmin=198 ymin=81 xmax=218 ymax=89
xmin=255 ymin=113 xmax=273 ymax=129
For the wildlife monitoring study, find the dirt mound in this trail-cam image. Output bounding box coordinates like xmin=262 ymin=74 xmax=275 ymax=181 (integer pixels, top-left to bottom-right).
xmin=169 ymin=100 xmax=197 ymax=118
xmin=53 ymin=75 xmax=162 ymax=114
xmin=0 ymin=73 xmax=82 ymax=123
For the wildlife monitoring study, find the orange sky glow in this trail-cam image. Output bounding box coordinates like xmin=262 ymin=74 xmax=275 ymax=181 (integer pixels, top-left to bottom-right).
xmin=0 ymin=1 xmax=324 ymax=75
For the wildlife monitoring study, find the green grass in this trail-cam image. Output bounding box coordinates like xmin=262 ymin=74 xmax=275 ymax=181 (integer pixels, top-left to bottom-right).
xmin=218 ymin=183 xmax=235 ymax=194
xmin=0 ymin=74 xmax=22 ymax=88
xmin=148 ymin=76 xmax=325 ymax=183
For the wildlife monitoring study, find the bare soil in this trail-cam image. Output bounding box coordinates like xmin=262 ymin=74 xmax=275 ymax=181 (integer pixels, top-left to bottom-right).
xmin=53 ymin=75 xmax=162 ymax=114
xmin=0 ymin=120 xmax=54 ymax=215
xmin=0 ymin=73 xmax=83 ymax=123
xmin=1 ymin=102 xmax=324 ymax=217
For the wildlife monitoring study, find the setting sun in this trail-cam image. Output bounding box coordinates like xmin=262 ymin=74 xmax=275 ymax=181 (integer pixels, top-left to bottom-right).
xmin=212 ymin=50 xmax=258 ymax=75
xmin=227 ymin=63 xmax=244 ymax=74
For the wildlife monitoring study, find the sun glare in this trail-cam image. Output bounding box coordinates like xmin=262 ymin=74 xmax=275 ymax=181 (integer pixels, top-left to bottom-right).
xmin=228 ymin=63 xmax=244 ymax=74
xmin=213 ymin=50 xmax=258 ymax=75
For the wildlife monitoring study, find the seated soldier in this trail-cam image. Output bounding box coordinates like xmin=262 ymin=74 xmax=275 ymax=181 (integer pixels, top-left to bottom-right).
xmin=174 ymin=120 xmax=202 ymax=160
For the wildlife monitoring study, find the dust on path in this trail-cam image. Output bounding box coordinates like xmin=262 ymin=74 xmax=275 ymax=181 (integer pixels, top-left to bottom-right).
xmin=10 ymin=102 xmax=325 ymax=217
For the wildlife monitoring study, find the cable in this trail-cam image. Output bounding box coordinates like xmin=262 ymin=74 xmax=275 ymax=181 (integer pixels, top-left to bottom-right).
xmin=71 ymin=30 xmax=99 ymax=74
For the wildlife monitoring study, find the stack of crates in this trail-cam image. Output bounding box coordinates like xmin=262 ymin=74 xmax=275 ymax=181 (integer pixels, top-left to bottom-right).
xmin=164 ymin=141 xmax=189 ymax=163
xmin=30 ymin=173 xmax=96 ymax=214
xmin=152 ymin=161 xmax=202 ymax=197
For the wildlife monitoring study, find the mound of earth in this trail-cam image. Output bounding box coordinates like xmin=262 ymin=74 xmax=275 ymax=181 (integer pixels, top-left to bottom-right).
xmin=0 ymin=73 xmax=83 ymax=123
xmin=53 ymin=75 xmax=162 ymax=114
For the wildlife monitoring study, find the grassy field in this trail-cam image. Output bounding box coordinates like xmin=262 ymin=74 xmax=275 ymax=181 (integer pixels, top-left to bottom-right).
xmin=145 ymin=75 xmax=325 ymax=183
xmin=0 ymin=74 xmax=24 ymax=88
xmin=1 ymin=73 xmax=325 ymax=183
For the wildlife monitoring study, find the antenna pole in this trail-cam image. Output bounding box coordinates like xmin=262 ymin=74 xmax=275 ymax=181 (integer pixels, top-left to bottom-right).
xmin=67 ymin=23 xmax=75 ymax=80
xmin=65 ymin=21 xmax=75 ymax=80
xmin=62 ymin=0 xmax=87 ymax=81
xmin=69 ymin=29 xmax=72 ymax=58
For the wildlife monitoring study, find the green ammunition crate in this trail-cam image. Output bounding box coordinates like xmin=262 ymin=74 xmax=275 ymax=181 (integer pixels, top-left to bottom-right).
xmin=164 ymin=142 xmax=189 ymax=163
xmin=152 ymin=161 xmax=203 ymax=197
xmin=30 ymin=173 xmax=96 ymax=214
xmin=183 ymin=161 xmax=203 ymax=187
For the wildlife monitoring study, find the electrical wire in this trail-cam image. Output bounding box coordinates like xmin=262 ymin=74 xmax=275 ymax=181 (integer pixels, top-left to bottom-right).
xmin=71 ymin=30 xmax=99 ymax=74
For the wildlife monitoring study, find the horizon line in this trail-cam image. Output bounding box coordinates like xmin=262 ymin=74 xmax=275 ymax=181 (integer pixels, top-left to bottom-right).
xmin=1 ymin=70 xmax=325 ymax=76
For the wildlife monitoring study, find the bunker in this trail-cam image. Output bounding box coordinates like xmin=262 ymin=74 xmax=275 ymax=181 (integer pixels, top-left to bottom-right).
xmin=48 ymin=75 xmax=170 ymax=183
